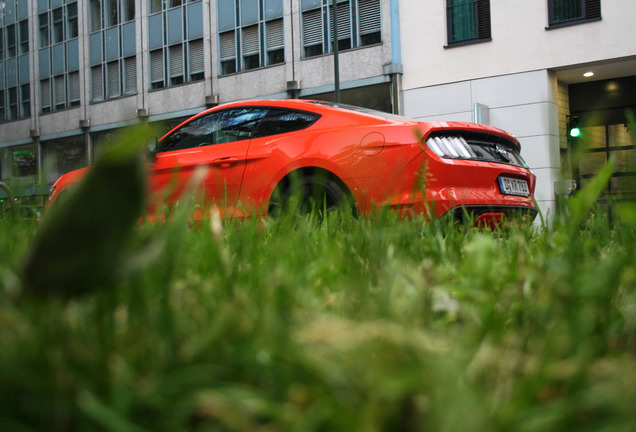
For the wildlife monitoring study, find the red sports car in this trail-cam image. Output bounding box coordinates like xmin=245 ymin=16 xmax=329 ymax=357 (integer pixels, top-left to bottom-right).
xmin=48 ymin=99 xmax=537 ymax=225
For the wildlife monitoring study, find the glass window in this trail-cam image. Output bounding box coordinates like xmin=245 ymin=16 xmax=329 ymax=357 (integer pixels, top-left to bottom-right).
xmin=42 ymin=137 xmax=87 ymax=184
xmin=7 ymin=25 xmax=16 ymax=57
xmin=548 ymin=0 xmax=601 ymax=27
xmin=148 ymin=1 xmax=204 ymax=88
xmin=107 ymin=0 xmax=119 ymax=27
xmin=19 ymin=21 xmax=29 ymax=54
xmin=446 ymin=0 xmax=490 ymax=46
xmin=0 ymin=90 xmax=5 ymax=121
xmin=301 ymin=0 xmax=381 ymax=59
xmin=67 ymin=3 xmax=79 ymax=38
xmin=21 ymin=84 xmax=31 ymax=117
xmin=91 ymin=0 xmax=103 ymax=31
xmin=253 ymin=109 xmax=320 ymax=137
xmin=10 ymin=145 xmax=37 ymax=178
xmin=53 ymin=8 xmax=64 ymax=43
xmin=39 ymin=13 xmax=50 ymax=47
xmin=124 ymin=0 xmax=135 ymax=21
xmin=218 ymin=0 xmax=284 ymax=75
xmin=576 ymin=123 xmax=634 ymax=200
xmin=1 ymin=3 xmax=31 ymax=122
xmin=155 ymin=108 xmax=269 ymax=154
xmin=150 ymin=0 xmax=163 ymax=14
xmin=8 ymin=87 xmax=18 ymax=119
xmin=90 ymin=0 xmax=138 ymax=102
xmin=38 ymin=2 xmax=81 ymax=113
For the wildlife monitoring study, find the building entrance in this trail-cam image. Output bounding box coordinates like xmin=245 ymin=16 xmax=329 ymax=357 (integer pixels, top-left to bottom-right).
xmin=569 ymin=76 xmax=636 ymax=205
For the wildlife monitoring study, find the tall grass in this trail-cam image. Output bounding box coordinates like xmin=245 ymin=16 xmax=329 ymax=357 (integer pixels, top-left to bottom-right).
xmin=1 ymin=126 xmax=635 ymax=431
xmin=2 ymin=200 xmax=635 ymax=431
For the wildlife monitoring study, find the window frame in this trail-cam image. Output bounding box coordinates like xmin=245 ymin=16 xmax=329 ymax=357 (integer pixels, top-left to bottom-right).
xmin=217 ymin=0 xmax=285 ymax=76
xmin=147 ymin=0 xmax=205 ymax=89
xmin=301 ymin=0 xmax=382 ymax=59
xmin=89 ymin=0 xmax=137 ymax=102
xmin=0 ymin=2 xmax=31 ymax=122
xmin=38 ymin=1 xmax=80 ymax=114
xmin=547 ymin=0 xmax=601 ymax=29
xmin=445 ymin=0 xmax=491 ymax=48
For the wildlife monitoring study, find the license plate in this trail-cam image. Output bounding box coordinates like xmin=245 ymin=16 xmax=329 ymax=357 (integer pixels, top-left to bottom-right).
xmin=498 ymin=176 xmax=530 ymax=197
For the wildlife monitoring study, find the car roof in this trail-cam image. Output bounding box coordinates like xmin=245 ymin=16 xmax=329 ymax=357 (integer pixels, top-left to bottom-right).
xmin=162 ymin=99 xmax=520 ymax=148
xmin=196 ymin=99 xmax=412 ymax=123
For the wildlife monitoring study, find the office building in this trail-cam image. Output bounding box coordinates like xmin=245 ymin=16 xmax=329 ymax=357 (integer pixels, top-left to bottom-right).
xmin=1 ymin=0 xmax=635 ymax=218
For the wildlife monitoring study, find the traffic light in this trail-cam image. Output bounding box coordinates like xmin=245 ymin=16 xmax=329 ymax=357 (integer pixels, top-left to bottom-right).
xmin=569 ymin=116 xmax=581 ymax=139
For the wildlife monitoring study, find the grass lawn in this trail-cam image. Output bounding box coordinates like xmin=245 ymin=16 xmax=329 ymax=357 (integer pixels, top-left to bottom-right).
xmin=1 ymin=127 xmax=635 ymax=431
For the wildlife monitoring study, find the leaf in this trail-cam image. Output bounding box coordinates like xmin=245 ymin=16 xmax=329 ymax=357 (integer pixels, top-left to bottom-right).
xmin=20 ymin=125 xmax=154 ymax=299
xmin=567 ymin=156 xmax=616 ymax=226
xmin=77 ymin=391 xmax=151 ymax=432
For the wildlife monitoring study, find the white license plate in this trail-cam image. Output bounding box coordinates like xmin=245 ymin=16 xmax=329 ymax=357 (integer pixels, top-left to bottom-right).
xmin=498 ymin=176 xmax=530 ymax=197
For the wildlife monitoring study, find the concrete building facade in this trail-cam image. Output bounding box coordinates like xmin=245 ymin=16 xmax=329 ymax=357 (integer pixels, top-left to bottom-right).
xmin=1 ymin=0 xmax=635 ymax=218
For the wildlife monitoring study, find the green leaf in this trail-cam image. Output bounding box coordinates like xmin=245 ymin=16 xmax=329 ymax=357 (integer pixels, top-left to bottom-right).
xmin=20 ymin=125 xmax=154 ymax=298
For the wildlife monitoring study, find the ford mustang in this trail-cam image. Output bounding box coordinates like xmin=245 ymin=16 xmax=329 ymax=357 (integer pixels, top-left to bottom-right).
xmin=48 ymin=99 xmax=537 ymax=225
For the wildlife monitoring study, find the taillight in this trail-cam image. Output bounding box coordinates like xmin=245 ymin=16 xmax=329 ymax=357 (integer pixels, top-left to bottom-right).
xmin=426 ymin=136 xmax=476 ymax=159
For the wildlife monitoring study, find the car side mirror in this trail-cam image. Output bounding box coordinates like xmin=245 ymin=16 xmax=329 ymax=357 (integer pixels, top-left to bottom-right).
xmin=146 ymin=137 xmax=159 ymax=157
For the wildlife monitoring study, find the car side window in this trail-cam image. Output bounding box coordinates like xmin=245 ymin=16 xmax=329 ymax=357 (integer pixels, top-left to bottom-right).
xmin=156 ymin=108 xmax=268 ymax=154
xmin=252 ymin=109 xmax=320 ymax=138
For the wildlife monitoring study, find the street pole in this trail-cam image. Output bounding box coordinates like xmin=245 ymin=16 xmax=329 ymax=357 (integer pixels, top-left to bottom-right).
xmin=332 ymin=0 xmax=340 ymax=103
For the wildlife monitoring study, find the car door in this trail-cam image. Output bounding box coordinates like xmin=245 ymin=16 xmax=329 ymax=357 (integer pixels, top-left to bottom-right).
xmin=149 ymin=107 xmax=268 ymax=216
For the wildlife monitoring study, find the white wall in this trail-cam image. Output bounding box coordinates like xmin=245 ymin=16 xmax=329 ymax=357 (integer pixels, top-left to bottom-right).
xmin=399 ymin=0 xmax=636 ymax=90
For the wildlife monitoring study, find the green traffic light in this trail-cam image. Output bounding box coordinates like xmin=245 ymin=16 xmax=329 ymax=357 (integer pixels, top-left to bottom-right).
xmin=570 ymin=127 xmax=581 ymax=138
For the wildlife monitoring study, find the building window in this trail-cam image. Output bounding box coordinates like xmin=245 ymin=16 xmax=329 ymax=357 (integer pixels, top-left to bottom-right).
xmin=301 ymin=0 xmax=381 ymax=59
xmin=217 ymin=0 xmax=285 ymax=75
xmin=0 ymin=0 xmax=30 ymax=122
xmin=0 ymin=144 xmax=37 ymax=182
xmin=89 ymin=0 xmax=137 ymax=102
xmin=548 ymin=0 xmax=601 ymax=27
xmin=39 ymin=1 xmax=80 ymax=113
xmin=446 ymin=0 xmax=490 ymax=46
xmin=148 ymin=0 xmax=204 ymax=89
xmin=42 ymin=136 xmax=87 ymax=184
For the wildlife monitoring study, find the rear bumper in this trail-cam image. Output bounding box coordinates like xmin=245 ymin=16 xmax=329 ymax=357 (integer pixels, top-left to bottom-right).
xmin=447 ymin=205 xmax=538 ymax=227
xmin=376 ymin=151 xmax=538 ymax=222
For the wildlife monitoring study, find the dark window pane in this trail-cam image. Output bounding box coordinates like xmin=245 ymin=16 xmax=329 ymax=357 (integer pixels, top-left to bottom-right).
xmin=12 ymin=147 xmax=37 ymax=177
xmin=39 ymin=14 xmax=50 ymax=47
xmin=90 ymin=0 xmax=102 ymax=31
xmin=253 ymin=109 xmax=320 ymax=137
xmin=68 ymin=3 xmax=79 ymax=38
xmin=552 ymin=0 xmax=584 ymax=23
xmin=19 ymin=21 xmax=29 ymax=53
xmin=360 ymin=31 xmax=381 ymax=46
xmin=304 ymin=44 xmax=323 ymax=57
xmin=448 ymin=0 xmax=477 ymax=43
xmin=7 ymin=25 xmax=16 ymax=57
xmin=243 ymin=54 xmax=260 ymax=70
xmin=267 ymin=48 xmax=284 ymax=65
xmin=221 ymin=60 xmax=236 ymax=75
xmin=53 ymin=8 xmax=64 ymax=43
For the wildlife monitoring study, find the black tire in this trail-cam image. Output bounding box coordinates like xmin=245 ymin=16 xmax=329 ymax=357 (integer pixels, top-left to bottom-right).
xmin=269 ymin=170 xmax=356 ymax=219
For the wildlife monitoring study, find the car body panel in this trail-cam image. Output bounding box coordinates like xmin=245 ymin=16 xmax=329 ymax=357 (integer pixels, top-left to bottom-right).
xmin=47 ymin=99 xmax=537 ymax=223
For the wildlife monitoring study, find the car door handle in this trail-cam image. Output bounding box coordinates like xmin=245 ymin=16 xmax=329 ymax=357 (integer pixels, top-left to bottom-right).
xmin=211 ymin=157 xmax=239 ymax=168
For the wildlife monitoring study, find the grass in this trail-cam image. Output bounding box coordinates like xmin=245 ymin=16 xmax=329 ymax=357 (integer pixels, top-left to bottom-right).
xmin=1 ymin=202 xmax=635 ymax=432
xmin=0 ymin=126 xmax=635 ymax=431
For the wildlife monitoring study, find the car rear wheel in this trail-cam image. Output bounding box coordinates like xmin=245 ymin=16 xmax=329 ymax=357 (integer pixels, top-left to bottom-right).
xmin=268 ymin=169 xmax=357 ymax=219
